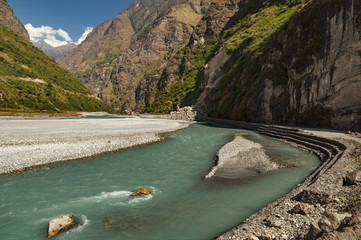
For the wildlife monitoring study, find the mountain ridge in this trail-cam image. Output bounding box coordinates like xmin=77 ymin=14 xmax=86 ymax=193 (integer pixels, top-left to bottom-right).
xmin=33 ymin=40 xmax=77 ymax=61
xmin=60 ymin=0 xmax=211 ymax=110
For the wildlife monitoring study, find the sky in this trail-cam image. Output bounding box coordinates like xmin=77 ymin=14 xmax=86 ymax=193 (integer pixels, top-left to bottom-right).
xmin=7 ymin=0 xmax=134 ymax=47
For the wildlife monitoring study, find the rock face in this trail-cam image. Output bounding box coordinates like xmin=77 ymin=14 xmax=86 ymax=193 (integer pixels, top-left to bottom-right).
xmin=196 ymin=0 xmax=361 ymax=130
xmin=131 ymin=188 xmax=152 ymax=196
xmin=60 ymin=0 xmax=211 ymax=110
xmin=0 ymin=0 xmax=30 ymax=41
xmin=48 ymin=214 xmax=78 ymax=238
xmin=149 ymin=0 xmax=361 ymax=130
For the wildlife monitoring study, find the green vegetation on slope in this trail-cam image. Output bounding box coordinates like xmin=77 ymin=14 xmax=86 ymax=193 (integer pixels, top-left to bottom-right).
xmin=149 ymin=0 xmax=306 ymax=114
xmin=148 ymin=38 xmax=220 ymax=113
xmin=0 ymin=25 xmax=112 ymax=112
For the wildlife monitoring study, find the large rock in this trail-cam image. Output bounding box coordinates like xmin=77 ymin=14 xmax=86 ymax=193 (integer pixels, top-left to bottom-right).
xmin=131 ymin=188 xmax=152 ymax=196
xmin=306 ymin=211 xmax=352 ymax=240
xmin=345 ymin=170 xmax=361 ymax=185
xmin=48 ymin=214 xmax=79 ymax=238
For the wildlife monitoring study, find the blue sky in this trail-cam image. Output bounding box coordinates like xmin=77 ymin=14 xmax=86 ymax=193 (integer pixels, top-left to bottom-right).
xmin=7 ymin=0 xmax=134 ymax=47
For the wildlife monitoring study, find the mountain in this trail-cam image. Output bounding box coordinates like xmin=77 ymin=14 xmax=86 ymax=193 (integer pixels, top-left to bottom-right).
xmin=0 ymin=0 xmax=29 ymax=41
xmin=32 ymin=40 xmax=77 ymax=61
xmin=0 ymin=1 xmax=112 ymax=112
xmin=60 ymin=0 xmax=360 ymax=130
xmin=60 ymin=0 xmax=211 ymax=110
xmin=149 ymin=0 xmax=361 ymax=130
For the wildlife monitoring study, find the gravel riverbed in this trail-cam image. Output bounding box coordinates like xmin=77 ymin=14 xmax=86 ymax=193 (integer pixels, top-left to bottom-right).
xmin=0 ymin=117 xmax=189 ymax=174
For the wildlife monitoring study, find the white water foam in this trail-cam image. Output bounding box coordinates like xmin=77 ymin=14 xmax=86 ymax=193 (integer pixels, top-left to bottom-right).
xmin=76 ymin=187 xmax=160 ymax=206
xmin=80 ymin=191 xmax=132 ymax=202
xmin=73 ymin=215 xmax=90 ymax=233
xmin=128 ymin=194 xmax=153 ymax=205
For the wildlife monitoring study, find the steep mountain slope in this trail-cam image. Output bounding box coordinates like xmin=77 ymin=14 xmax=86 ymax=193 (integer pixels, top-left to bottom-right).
xmin=151 ymin=0 xmax=361 ymax=130
xmin=0 ymin=25 xmax=112 ymax=112
xmin=0 ymin=0 xmax=111 ymax=112
xmin=0 ymin=0 xmax=29 ymax=41
xmin=33 ymin=40 xmax=77 ymax=61
xmin=60 ymin=0 xmax=210 ymax=110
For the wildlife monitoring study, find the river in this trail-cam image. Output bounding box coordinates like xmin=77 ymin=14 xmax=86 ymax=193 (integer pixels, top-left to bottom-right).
xmin=0 ymin=122 xmax=319 ymax=239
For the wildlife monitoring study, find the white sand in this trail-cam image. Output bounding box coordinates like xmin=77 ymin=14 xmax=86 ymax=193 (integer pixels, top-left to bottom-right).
xmin=0 ymin=118 xmax=189 ymax=174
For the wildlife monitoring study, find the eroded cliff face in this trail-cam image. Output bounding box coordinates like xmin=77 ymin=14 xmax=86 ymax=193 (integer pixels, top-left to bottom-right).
xmin=197 ymin=0 xmax=361 ymax=130
xmin=0 ymin=0 xmax=29 ymax=41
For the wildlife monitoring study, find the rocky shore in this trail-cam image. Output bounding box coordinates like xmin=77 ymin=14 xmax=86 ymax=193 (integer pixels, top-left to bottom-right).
xmin=209 ymin=119 xmax=361 ymax=240
xmin=0 ymin=118 xmax=189 ymax=175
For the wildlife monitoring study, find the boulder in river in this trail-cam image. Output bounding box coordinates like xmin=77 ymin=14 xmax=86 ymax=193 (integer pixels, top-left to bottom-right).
xmin=131 ymin=188 xmax=152 ymax=196
xmin=48 ymin=214 xmax=79 ymax=238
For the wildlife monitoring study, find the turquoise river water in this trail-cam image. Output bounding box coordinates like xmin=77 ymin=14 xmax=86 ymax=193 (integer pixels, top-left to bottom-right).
xmin=0 ymin=122 xmax=319 ymax=240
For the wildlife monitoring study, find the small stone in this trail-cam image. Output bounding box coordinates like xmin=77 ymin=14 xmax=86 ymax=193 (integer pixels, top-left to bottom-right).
xmin=131 ymin=187 xmax=152 ymax=196
xmin=306 ymin=221 xmax=322 ymax=240
xmin=248 ymin=236 xmax=259 ymax=240
xmin=291 ymin=203 xmax=309 ymax=215
xmin=265 ymin=218 xmax=282 ymax=228
xmin=48 ymin=214 xmax=78 ymax=238
xmin=345 ymin=170 xmax=361 ymax=185
xmin=261 ymin=233 xmax=272 ymax=240
xmin=318 ymin=217 xmax=333 ymax=233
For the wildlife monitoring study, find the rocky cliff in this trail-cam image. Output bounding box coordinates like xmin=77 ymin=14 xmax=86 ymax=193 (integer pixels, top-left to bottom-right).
xmin=0 ymin=0 xmax=29 ymax=41
xmin=60 ymin=0 xmax=210 ymax=110
xmin=152 ymin=0 xmax=361 ymax=130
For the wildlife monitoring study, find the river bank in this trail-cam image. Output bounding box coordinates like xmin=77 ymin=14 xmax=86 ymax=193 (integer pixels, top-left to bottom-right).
xmin=209 ymin=120 xmax=361 ymax=240
xmin=0 ymin=118 xmax=189 ymax=175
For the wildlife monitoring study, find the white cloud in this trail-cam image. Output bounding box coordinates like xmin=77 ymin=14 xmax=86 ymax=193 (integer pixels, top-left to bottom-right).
xmin=24 ymin=23 xmax=93 ymax=47
xmin=77 ymin=27 xmax=93 ymax=45
xmin=25 ymin=23 xmax=72 ymax=47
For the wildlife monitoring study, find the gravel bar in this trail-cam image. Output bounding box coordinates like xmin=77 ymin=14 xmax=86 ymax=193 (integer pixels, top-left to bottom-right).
xmin=0 ymin=118 xmax=189 ymax=174
xmin=205 ymin=133 xmax=278 ymax=180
